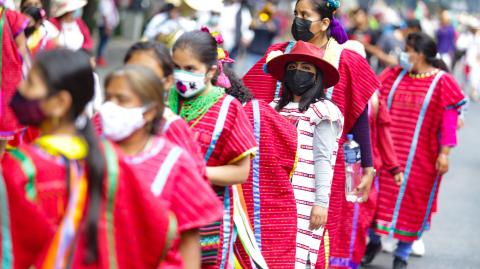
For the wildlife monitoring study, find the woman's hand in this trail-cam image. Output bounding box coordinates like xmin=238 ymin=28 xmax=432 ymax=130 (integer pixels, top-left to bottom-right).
xmin=393 ymin=172 xmax=404 ymax=186
xmin=436 ymin=153 xmax=449 ymax=175
xmin=355 ymin=167 xmax=375 ymax=202
xmin=309 ymin=205 xmax=328 ymax=231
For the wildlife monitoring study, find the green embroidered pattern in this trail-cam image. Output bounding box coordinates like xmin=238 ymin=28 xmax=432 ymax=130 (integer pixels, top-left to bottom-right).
xmin=169 ymin=86 xmax=225 ymax=122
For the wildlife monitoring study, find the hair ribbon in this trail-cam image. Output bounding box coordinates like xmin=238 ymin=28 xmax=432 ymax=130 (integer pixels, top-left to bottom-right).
xmin=201 ymin=26 xmax=234 ymax=88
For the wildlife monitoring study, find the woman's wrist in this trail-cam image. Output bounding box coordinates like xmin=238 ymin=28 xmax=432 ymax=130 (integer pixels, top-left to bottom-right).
xmin=362 ymin=167 xmax=376 ymax=177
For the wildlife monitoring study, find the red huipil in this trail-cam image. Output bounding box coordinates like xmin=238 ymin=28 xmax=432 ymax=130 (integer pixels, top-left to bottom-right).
xmin=0 ymin=9 xmax=28 ymax=139
xmin=1 ymin=140 xmax=177 ymax=268
xmin=243 ymin=40 xmax=379 ymax=269
xmin=123 ymin=135 xmax=223 ymax=268
xmin=178 ymin=94 xmax=256 ymax=269
xmin=374 ymin=67 xmax=465 ymax=242
xmin=235 ymin=100 xmax=298 ymax=268
xmin=161 ymin=108 xmax=206 ymax=178
xmin=344 ymin=94 xmax=401 ymax=268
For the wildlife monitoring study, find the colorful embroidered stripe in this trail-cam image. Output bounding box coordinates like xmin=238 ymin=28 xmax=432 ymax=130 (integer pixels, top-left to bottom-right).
xmin=0 ymin=174 xmax=13 ymax=269
xmin=446 ymin=98 xmax=468 ymax=110
xmin=103 ymin=141 xmax=120 ymax=269
xmin=348 ymin=203 xmax=360 ymax=259
xmin=274 ymin=40 xmax=296 ymax=99
xmin=386 ymin=69 xmax=407 ymax=110
xmin=329 ymin=257 xmax=359 ymax=269
xmin=9 ymin=149 xmax=37 ymax=201
xmin=204 ymin=95 xmax=234 ymax=162
xmin=324 ymin=229 xmax=330 ymax=269
xmin=388 ymin=71 xmax=444 ymax=237
xmin=219 ymin=188 xmax=232 ymax=269
xmin=375 ymin=223 xmax=419 ymax=237
xmin=201 ymin=96 xmax=234 ymax=266
xmin=251 ymin=100 xmax=262 ymax=249
xmin=150 ymin=147 xmax=183 ymax=197
xmin=419 ymin=175 xmax=441 ymax=237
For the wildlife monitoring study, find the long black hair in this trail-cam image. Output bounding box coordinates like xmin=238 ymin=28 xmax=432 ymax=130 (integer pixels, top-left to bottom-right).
xmin=124 ymin=41 xmax=174 ymax=77
xmin=35 ymin=49 xmax=105 ymax=264
xmin=276 ymin=67 xmax=326 ymax=112
xmin=406 ymin=32 xmax=449 ymax=72
xmin=219 ymin=67 xmax=254 ymax=104
xmin=296 ymin=0 xmax=348 ymax=44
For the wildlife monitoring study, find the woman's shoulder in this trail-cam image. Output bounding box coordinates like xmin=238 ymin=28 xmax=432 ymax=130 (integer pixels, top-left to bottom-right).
xmin=309 ymin=99 xmax=343 ymax=122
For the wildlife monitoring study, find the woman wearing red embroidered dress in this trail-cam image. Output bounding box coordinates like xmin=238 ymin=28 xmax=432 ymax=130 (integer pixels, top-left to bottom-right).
xmin=0 ymin=4 xmax=30 ymax=155
xmin=170 ymin=30 xmax=257 ymax=269
xmin=1 ymin=49 xmax=176 ymax=268
xmin=364 ymin=33 xmax=466 ymax=269
xmin=99 ymin=65 xmax=223 ymax=268
xmin=221 ymin=67 xmax=298 ymax=268
xmin=243 ymin=1 xmax=379 ymax=267
xmin=266 ymin=41 xmax=344 ymax=269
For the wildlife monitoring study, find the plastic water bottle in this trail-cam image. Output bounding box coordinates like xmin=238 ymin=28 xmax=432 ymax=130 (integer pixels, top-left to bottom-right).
xmin=343 ymin=134 xmax=362 ymax=203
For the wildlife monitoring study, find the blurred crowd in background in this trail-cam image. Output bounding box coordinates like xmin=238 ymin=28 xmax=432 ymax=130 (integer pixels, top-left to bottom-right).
xmin=5 ymin=0 xmax=480 ymax=98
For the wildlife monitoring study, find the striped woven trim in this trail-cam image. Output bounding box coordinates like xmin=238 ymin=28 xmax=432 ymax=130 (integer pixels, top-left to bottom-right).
xmin=251 ymin=100 xmax=262 ymax=249
xmin=150 ymin=147 xmax=183 ymax=197
xmin=9 ymin=149 xmax=37 ymax=201
xmin=0 ymin=174 xmax=13 ymax=269
xmin=324 ymin=229 xmax=330 ymax=269
xmin=219 ymin=187 xmax=233 ymax=268
xmin=103 ymin=141 xmax=120 ymax=269
xmin=204 ymin=95 xmax=234 ymax=162
xmin=375 ymin=223 xmax=419 ymax=237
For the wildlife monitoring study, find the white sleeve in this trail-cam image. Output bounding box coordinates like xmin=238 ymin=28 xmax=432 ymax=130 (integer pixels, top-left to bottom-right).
xmin=241 ymin=9 xmax=254 ymax=44
xmin=143 ymin=14 xmax=166 ymax=40
xmin=313 ymin=120 xmax=341 ymax=208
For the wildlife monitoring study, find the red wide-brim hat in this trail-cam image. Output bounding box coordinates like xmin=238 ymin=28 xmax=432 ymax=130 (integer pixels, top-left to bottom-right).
xmin=266 ymin=41 xmax=340 ymax=89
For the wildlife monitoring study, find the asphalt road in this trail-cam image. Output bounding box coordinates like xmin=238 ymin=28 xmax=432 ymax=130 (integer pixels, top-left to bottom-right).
xmin=364 ymin=103 xmax=480 ymax=269
xmin=98 ymin=39 xmax=480 ymax=269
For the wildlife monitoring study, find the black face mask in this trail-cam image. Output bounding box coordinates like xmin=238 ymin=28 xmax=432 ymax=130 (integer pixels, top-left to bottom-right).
xmin=291 ymin=17 xmax=316 ymax=42
xmin=9 ymin=90 xmax=46 ymax=126
xmin=24 ymin=26 xmax=36 ymax=38
xmin=284 ymin=69 xmax=316 ymax=96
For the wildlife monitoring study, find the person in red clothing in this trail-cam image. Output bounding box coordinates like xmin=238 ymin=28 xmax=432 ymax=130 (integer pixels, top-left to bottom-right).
xmin=99 ymin=65 xmax=223 ymax=268
xmin=0 ymin=5 xmax=30 ymax=156
xmin=242 ymin=1 xmax=379 ymax=268
xmin=49 ymin=0 xmax=93 ymax=51
xmin=170 ymin=29 xmax=257 ymax=268
xmin=365 ymin=33 xmax=466 ymax=269
xmin=220 ymin=67 xmax=298 ymax=268
xmin=123 ymin=41 xmax=205 ymax=168
xmin=1 ymin=49 xmax=177 ymax=268
xmin=21 ymin=6 xmax=57 ymax=57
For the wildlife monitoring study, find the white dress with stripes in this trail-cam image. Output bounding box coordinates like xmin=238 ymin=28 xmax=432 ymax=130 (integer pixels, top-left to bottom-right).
xmin=273 ymin=99 xmax=344 ymax=268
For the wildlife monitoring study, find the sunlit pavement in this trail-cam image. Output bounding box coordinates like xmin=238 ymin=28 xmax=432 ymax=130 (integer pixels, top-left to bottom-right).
xmin=97 ymin=38 xmax=480 ymax=269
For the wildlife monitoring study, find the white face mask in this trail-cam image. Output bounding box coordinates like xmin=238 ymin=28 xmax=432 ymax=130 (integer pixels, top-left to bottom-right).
xmin=399 ymin=52 xmax=414 ymax=72
xmin=174 ymin=69 xmax=207 ymax=98
xmin=100 ymin=101 xmax=147 ymax=142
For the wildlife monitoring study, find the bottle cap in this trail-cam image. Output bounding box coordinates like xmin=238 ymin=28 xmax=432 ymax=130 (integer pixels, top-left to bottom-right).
xmin=346 ymin=134 xmax=354 ymax=141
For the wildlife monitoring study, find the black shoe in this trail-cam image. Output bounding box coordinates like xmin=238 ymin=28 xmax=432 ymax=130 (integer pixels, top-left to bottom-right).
xmin=362 ymin=241 xmax=382 ymax=265
xmin=393 ymin=256 xmax=408 ymax=269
